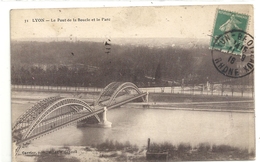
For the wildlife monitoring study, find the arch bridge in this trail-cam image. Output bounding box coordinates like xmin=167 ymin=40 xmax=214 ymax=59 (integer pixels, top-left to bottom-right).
xmin=12 ymin=82 xmax=147 ymax=153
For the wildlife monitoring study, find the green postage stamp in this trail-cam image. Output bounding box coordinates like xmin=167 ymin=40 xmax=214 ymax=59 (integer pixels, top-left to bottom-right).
xmin=210 ymin=9 xmax=249 ymax=55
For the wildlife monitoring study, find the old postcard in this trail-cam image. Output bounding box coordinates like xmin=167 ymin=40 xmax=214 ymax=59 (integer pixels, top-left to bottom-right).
xmin=11 ymin=5 xmax=255 ymax=161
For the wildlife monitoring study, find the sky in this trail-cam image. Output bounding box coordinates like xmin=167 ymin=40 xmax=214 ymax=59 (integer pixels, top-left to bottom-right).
xmin=11 ymin=5 xmax=254 ymax=41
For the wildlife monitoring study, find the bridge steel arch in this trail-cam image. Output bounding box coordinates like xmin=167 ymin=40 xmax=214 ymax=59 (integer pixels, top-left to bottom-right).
xmin=12 ymin=96 xmax=63 ymax=132
xmin=96 ymin=82 xmax=145 ymax=107
xmin=95 ymin=82 xmax=120 ymax=104
xmin=13 ymin=98 xmax=100 ymax=144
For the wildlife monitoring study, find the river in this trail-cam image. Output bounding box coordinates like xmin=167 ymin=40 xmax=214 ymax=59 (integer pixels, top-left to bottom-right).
xmin=12 ymin=91 xmax=255 ymax=152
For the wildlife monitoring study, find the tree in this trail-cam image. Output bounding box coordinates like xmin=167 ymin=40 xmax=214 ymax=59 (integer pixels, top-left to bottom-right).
xmin=155 ymin=63 xmax=162 ymax=86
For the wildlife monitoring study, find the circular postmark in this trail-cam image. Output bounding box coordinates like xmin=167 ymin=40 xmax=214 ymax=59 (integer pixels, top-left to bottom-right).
xmin=211 ymin=30 xmax=254 ymax=78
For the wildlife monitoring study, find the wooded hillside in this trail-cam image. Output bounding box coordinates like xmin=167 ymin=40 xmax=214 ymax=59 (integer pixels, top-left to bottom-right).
xmin=11 ymin=40 xmax=251 ymax=87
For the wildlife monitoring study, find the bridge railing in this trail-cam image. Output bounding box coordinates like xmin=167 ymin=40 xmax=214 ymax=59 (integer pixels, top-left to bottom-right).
xmin=139 ymin=85 xmax=254 ymax=98
xmin=11 ymin=85 xmax=103 ymax=93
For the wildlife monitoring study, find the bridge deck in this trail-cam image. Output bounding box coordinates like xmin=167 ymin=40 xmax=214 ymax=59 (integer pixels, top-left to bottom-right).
xmin=16 ymin=92 xmax=146 ymax=145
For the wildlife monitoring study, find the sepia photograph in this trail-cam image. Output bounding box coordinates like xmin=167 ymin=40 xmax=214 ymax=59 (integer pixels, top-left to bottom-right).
xmin=10 ymin=5 xmax=255 ymax=161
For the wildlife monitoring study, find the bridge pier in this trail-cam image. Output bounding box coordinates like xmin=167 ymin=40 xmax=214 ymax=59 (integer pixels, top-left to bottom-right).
xmin=98 ymin=107 xmax=112 ymax=128
xmin=141 ymin=92 xmax=150 ymax=108
xmin=146 ymin=92 xmax=149 ymax=102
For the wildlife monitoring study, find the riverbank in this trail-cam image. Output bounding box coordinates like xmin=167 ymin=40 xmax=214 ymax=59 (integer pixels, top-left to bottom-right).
xmin=15 ymin=140 xmax=255 ymax=162
xmin=149 ymin=93 xmax=252 ymax=102
xmin=121 ymin=93 xmax=254 ymax=113
xmin=15 ymin=144 xmax=146 ymax=162
xmin=124 ymin=100 xmax=254 ymax=113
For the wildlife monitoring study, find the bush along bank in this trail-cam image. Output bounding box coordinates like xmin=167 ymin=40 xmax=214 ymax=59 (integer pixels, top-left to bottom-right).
xmin=147 ymin=142 xmax=255 ymax=161
xmin=33 ymin=141 xmax=255 ymax=161
xmin=92 ymin=140 xmax=255 ymax=161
